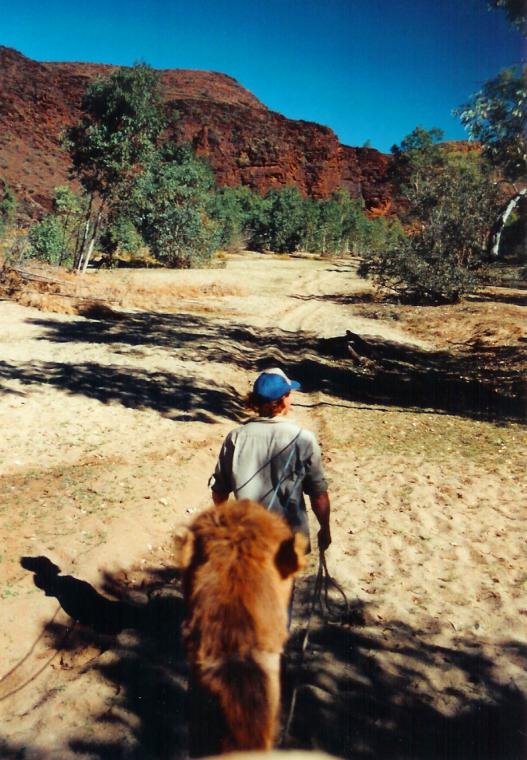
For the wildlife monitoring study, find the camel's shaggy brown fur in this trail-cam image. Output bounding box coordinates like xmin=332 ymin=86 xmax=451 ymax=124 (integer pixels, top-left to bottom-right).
xmin=175 ymin=499 xmax=306 ymax=756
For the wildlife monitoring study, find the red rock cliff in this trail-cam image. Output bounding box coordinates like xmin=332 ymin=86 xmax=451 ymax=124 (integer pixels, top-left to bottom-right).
xmin=0 ymin=47 xmax=393 ymax=217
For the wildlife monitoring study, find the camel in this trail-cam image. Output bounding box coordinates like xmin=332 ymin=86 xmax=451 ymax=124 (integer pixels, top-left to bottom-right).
xmin=174 ymin=499 xmax=306 ymax=757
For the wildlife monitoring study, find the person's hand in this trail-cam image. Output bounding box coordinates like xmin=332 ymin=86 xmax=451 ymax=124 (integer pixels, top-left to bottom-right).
xmin=211 ymin=490 xmax=229 ymax=505
xmin=310 ymin=492 xmax=331 ymax=552
xmin=317 ymin=525 xmax=331 ymax=552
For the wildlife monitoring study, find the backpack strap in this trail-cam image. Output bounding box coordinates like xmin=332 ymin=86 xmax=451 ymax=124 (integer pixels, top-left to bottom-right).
xmin=267 ymin=429 xmax=303 ymax=510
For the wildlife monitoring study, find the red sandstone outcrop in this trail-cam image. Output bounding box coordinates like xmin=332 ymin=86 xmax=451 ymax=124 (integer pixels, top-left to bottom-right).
xmin=0 ymin=46 xmax=393 ymax=217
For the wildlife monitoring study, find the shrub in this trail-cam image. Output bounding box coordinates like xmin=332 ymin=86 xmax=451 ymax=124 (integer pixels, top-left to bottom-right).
xmin=359 ymin=236 xmax=479 ymax=304
xmin=99 ymin=215 xmax=144 ymax=258
xmin=28 ymin=215 xmax=69 ymax=265
xmin=250 ymin=187 xmax=306 ymax=253
xmin=0 ymin=180 xmax=16 ymax=238
xmin=130 ymin=145 xmax=220 ymax=268
xmin=359 ymin=131 xmax=500 ymax=303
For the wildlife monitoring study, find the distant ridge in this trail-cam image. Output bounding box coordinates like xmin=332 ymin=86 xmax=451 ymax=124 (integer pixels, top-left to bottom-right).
xmin=0 ymin=46 xmax=393 ymax=216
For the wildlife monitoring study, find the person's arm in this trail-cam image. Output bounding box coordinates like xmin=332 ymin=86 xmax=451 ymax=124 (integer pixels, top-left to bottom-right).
xmin=210 ymin=434 xmax=235 ymax=505
xmin=301 ymin=432 xmax=331 ymax=551
xmin=309 ymin=491 xmax=331 ymax=551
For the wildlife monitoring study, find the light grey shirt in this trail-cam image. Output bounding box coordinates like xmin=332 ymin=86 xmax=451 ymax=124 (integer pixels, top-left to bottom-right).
xmin=210 ymin=416 xmax=328 ymax=538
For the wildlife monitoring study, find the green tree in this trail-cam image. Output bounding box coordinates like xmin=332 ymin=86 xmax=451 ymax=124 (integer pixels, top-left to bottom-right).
xmin=128 ymin=143 xmax=219 ymax=267
xmin=26 ymin=187 xmax=85 ymax=266
xmin=303 ymin=187 xmax=404 ymax=258
xmin=302 ymin=190 xmax=370 ymax=256
xmin=316 ymin=191 xmax=349 ymax=255
xmin=311 ymin=195 xmax=343 ymax=254
xmin=28 ymin=215 xmax=64 ymax=264
xmin=488 ymin=0 xmax=526 ymax=33
xmin=455 ymin=66 xmax=526 ymax=184
xmin=360 ymin=215 xmax=406 ymax=257
xmin=300 ymin=197 xmax=322 ymax=253
xmin=208 ymin=185 xmax=264 ymax=251
xmin=52 ymin=186 xmax=85 ymax=265
xmin=99 ymin=214 xmax=144 ymax=263
xmin=65 ymin=63 xmax=166 ymax=271
xmin=390 ymin=126 xmax=445 ymax=200
xmin=360 ymin=136 xmax=499 ymax=303
xmin=252 ymin=186 xmax=306 ymax=253
xmin=0 ymin=180 xmax=16 ymax=237
xmin=455 ymin=66 xmax=526 ymax=257
xmin=338 ymin=192 xmax=374 ymax=255
xmin=455 ymin=3 xmax=526 ymax=258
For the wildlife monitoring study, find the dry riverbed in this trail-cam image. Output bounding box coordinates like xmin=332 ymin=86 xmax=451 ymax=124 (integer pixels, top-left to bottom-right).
xmin=0 ymin=253 xmax=525 ymax=759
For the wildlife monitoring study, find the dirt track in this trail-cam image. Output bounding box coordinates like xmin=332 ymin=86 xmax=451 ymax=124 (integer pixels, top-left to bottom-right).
xmin=0 ymin=253 xmax=526 ymax=759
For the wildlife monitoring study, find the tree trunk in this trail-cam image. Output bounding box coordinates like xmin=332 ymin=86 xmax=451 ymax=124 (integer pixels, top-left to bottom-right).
xmin=75 ymin=220 xmax=90 ymax=271
xmin=75 ymin=195 xmax=94 ymax=271
xmin=76 ymin=223 xmax=90 ymax=272
xmin=79 ymin=237 xmax=95 ymax=274
xmin=81 ymin=208 xmax=103 ymax=274
xmin=77 ymin=196 xmax=106 ymax=274
xmin=489 ymin=188 xmax=526 ymax=258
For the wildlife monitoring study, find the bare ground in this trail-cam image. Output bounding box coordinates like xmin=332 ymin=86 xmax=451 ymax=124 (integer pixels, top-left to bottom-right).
xmin=0 ymin=252 xmax=525 ymax=759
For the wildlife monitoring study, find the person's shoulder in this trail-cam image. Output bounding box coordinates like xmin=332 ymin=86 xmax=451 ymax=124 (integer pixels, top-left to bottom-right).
xmin=297 ymin=427 xmax=318 ymax=446
xmin=226 ymin=418 xmax=263 ymax=440
xmin=272 ymin=417 xmax=305 ymax=436
xmin=223 ymin=424 xmax=245 ymax=443
xmin=277 ymin=418 xmax=318 ymax=445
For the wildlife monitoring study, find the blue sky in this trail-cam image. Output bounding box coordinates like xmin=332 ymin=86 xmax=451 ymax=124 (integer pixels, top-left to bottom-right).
xmin=1 ymin=0 xmax=524 ymax=152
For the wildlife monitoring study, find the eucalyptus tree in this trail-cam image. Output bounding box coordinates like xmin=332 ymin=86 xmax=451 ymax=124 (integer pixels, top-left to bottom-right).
xmin=360 ymin=130 xmax=500 ymax=303
xmin=258 ymin=186 xmax=307 ymax=253
xmin=208 ymin=185 xmax=265 ymax=250
xmin=455 ymin=66 xmax=526 ymax=257
xmin=0 ymin=180 xmax=16 ymax=237
xmin=126 ymin=143 xmax=220 ymax=268
xmin=65 ymin=63 xmax=165 ymax=271
xmin=454 ymin=1 xmax=526 ymax=258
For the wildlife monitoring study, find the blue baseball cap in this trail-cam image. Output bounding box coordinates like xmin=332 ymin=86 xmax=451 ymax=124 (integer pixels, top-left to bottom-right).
xmin=253 ymin=368 xmax=301 ymax=401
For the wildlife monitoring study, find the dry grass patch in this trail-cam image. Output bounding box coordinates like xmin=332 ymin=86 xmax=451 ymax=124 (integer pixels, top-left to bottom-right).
xmin=0 ymin=261 xmax=246 ymax=316
xmin=353 ymin=293 xmax=526 ymax=349
xmin=327 ymin=405 xmax=526 ymax=466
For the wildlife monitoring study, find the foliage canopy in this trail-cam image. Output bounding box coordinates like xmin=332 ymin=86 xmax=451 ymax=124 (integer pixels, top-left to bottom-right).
xmin=66 ymin=63 xmax=166 ymax=198
xmin=488 ymin=0 xmax=527 ymax=33
xmin=455 ymin=66 xmax=527 ymax=183
xmin=360 ymin=131 xmax=500 ymax=303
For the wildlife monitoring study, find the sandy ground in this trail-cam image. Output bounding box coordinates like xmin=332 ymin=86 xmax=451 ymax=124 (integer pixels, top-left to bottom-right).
xmin=0 ymin=252 xmax=525 ymax=760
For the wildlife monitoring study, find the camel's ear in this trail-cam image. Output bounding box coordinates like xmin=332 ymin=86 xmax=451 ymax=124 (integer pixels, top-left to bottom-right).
xmin=173 ymin=527 xmax=195 ymax=569
xmin=275 ymin=532 xmax=307 ymax=579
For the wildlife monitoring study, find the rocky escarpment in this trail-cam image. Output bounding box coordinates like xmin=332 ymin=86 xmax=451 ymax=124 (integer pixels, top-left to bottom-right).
xmin=0 ymin=46 xmax=392 ymax=217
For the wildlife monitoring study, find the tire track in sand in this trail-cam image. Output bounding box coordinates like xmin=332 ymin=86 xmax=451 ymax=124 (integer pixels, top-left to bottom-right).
xmin=276 ymin=266 xmax=431 ymax=348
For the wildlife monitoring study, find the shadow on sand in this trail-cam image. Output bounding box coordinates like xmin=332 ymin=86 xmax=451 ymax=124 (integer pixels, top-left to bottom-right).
xmin=0 ymin=356 xmax=244 ymax=423
xmin=1 ymin=557 xmax=524 ymax=759
xmin=283 ymin=575 xmax=526 ymax=760
xmin=0 ymin=308 xmax=522 ymax=422
xmin=9 ymin=556 xmax=189 ymax=760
